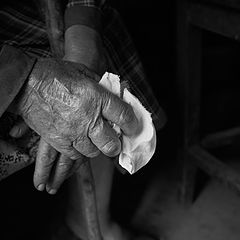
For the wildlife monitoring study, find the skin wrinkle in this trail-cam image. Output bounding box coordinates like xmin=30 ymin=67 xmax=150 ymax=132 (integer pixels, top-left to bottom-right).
xmin=30 ymin=60 xmax=84 ymax=110
xmin=101 ymin=90 xmax=111 ymax=115
xmin=31 ymin=95 xmax=54 ymax=131
xmin=26 ymin=76 xmax=78 ymax=139
xmin=72 ymin=85 xmax=103 ymax=141
xmin=101 ymin=139 xmax=118 ymax=154
xmin=45 ymin=136 xmax=77 ymax=158
xmin=17 ymin=59 xmax=138 ymax=161
xmin=22 ymin=76 xmax=54 ymax=131
xmin=41 ymin=77 xmax=80 ymax=109
xmin=28 ymin=75 xmax=42 ymax=90
xmin=72 ymin=112 xmax=100 ymax=157
xmin=102 ymin=91 xmax=128 ymax=130
xmin=17 ymin=76 xmax=38 ymax=116
xmin=73 ymin=136 xmax=100 ymax=157
xmin=88 ymin=116 xmax=120 ymax=156
xmin=22 ymin=101 xmax=58 ymax=147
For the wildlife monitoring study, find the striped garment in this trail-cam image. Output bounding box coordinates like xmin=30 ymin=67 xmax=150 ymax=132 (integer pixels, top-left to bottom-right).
xmin=0 ymin=0 xmax=165 ymax=130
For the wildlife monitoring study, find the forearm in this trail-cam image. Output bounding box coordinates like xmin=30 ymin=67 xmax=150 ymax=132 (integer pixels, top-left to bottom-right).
xmin=64 ymin=0 xmax=105 ymax=74
xmin=64 ymin=25 xmax=104 ymax=73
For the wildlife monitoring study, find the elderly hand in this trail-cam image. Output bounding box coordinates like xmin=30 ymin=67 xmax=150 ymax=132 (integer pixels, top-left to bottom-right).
xmin=14 ymin=57 xmax=138 ymax=167
xmin=7 ymin=26 xmax=110 ymax=194
xmin=8 ymin=121 xmax=81 ymax=193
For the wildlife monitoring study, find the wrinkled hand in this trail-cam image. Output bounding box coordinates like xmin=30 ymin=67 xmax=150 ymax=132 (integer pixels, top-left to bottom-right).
xmin=8 ymin=26 xmax=109 ymax=194
xmin=15 ymin=58 xmax=138 ymax=172
xmin=8 ymin=121 xmax=81 ymax=193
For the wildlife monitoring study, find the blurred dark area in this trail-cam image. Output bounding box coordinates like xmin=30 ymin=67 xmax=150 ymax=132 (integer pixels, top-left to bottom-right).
xmin=201 ymin=30 xmax=240 ymax=135
xmin=3 ymin=0 xmax=240 ymax=239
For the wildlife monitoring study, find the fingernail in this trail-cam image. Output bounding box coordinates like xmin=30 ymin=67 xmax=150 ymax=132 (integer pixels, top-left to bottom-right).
xmin=37 ymin=184 xmax=45 ymax=191
xmin=103 ymin=141 xmax=121 ymax=157
xmin=48 ymin=189 xmax=57 ymax=195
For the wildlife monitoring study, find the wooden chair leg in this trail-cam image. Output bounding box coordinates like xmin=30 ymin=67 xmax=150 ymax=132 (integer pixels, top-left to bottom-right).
xmin=177 ymin=1 xmax=202 ymax=208
xmin=180 ymin=157 xmax=197 ymax=207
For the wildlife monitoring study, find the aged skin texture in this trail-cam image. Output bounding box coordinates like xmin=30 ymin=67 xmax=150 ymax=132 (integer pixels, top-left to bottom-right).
xmin=16 ymin=58 xmax=139 ymax=160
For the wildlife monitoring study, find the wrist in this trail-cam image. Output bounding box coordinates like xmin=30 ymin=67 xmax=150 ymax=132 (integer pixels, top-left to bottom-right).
xmin=64 ymin=5 xmax=102 ymax=34
xmin=64 ymin=25 xmax=101 ymax=59
xmin=64 ymin=25 xmax=106 ymax=75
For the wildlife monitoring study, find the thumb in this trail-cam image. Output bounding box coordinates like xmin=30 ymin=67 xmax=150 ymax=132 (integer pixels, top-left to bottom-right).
xmin=101 ymin=91 xmax=139 ymax=136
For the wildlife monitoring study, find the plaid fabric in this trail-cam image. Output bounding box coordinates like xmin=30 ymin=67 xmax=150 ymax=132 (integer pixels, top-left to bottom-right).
xmin=67 ymin=0 xmax=106 ymax=8
xmin=0 ymin=0 xmax=165 ymax=130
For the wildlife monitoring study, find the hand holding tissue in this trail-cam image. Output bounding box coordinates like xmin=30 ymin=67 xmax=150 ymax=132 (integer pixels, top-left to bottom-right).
xmin=99 ymin=72 xmax=157 ymax=174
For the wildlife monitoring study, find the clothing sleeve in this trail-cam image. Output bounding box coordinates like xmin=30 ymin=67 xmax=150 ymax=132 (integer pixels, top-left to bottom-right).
xmin=65 ymin=0 xmax=105 ymax=33
xmin=0 ymin=45 xmax=36 ymax=118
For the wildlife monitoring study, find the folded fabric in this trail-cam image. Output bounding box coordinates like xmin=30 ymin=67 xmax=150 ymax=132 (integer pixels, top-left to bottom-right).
xmin=99 ymin=72 xmax=156 ymax=174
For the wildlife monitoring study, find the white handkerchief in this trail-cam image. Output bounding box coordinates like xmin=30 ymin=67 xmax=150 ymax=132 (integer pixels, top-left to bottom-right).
xmin=99 ymin=72 xmax=156 ymax=174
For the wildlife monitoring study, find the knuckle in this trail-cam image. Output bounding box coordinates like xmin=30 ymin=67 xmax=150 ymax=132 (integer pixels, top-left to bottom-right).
xmin=34 ymin=169 xmax=49 ymax=180
xmin=85 ymin=150 xmax=100 ymax=158
xmin=68 ymin=151 xmax=82 ymax=160
xmin=101 ymin=139 xmax=120 ymax=157
xmin=38 ymin=156 xmax=54 ymax=168
xmin=73 ymin=137 xmax=99 ymax=158
xmin=37 ymin=150 xmax=57 ymax=165
xmin=89 ymin=118 xmax=103 ymax=137
xmin=58 ymin=161 xmax=72 ymax=173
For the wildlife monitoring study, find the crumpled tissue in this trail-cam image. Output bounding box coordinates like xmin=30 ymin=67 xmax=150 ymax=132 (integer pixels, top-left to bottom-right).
xmin=99 ymin=72 xmax=156 ymax=174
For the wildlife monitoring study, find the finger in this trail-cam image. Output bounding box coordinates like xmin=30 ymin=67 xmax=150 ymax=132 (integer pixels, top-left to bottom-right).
xmin=46 ymin=154 xmax=73 ymax=194
xmin=44 ymin=135 xmax=83 ymax=160
xmin=89 ymin=118 xmax=121 ymax=157
xmin=33 ymin=138 xmax=58 ymax=191
xmin=46 ymin=154 xmax=83 ymax=194
xmin=9 ymin=120 xmax=30 ymax=138
xmin=73 ymin=136 xmax=100 ymax=158
xmin=101 ymin=91 xmax=139 ymax=136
